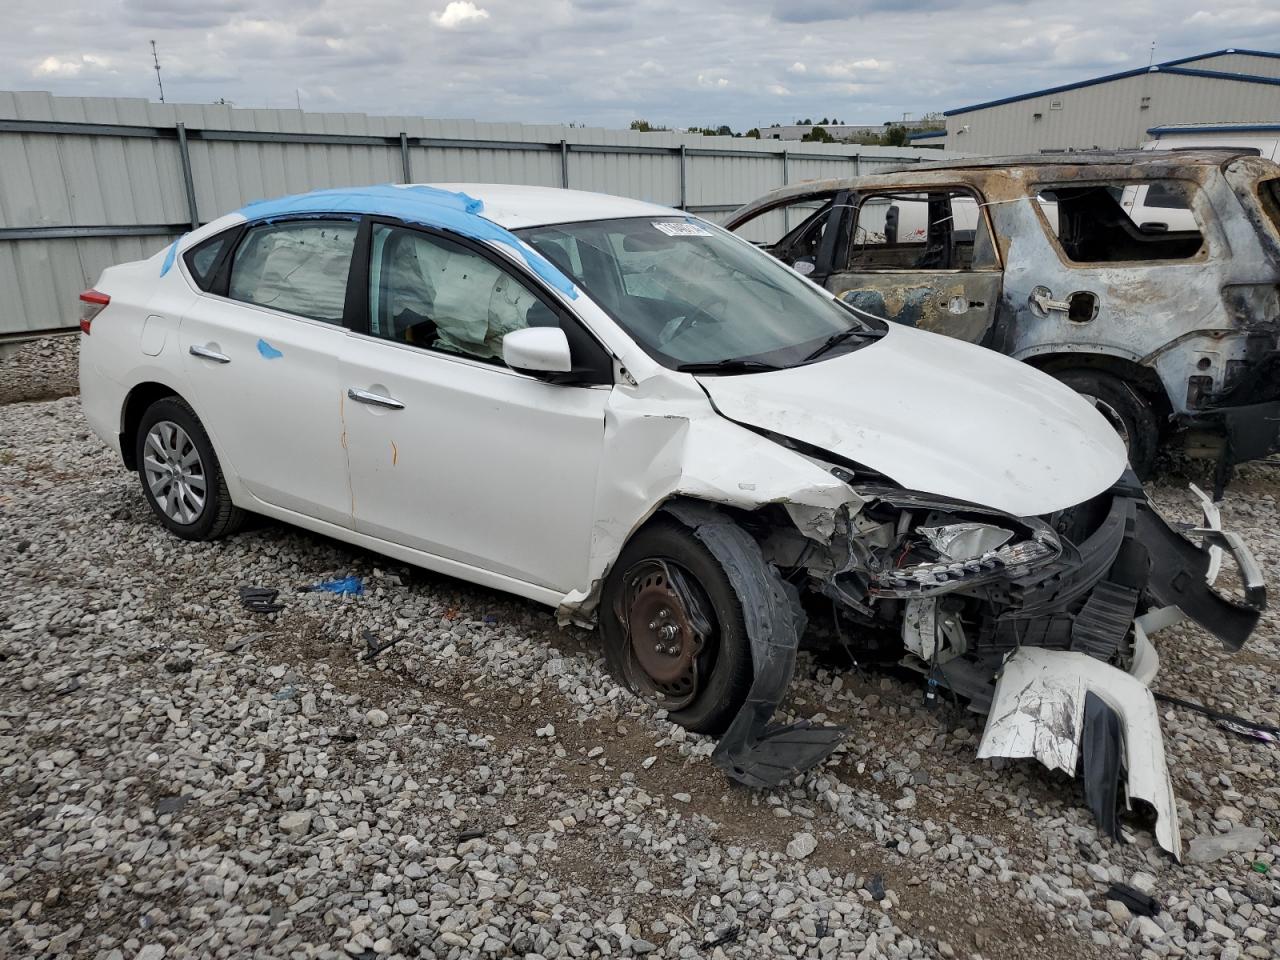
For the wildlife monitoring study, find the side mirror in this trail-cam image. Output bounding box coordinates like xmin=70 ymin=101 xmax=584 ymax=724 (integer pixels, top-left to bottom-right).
xmin=502 ymin=326 xmax=572 ymax=376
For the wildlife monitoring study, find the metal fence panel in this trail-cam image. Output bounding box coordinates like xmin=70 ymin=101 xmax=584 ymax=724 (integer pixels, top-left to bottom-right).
xmin=0 ymin=91 xmax=958 ymax=338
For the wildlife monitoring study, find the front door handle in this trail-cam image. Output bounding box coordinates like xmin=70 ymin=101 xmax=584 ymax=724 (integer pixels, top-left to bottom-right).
xmin=347 ymin=387 xmax=404 ymax=410
xmin=189 ymin=344 xmax=231 ymax=364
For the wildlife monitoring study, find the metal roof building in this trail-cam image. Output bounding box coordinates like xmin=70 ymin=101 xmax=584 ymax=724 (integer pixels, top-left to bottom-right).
xmin=934 ymin=49 xmax=1280 ymax=155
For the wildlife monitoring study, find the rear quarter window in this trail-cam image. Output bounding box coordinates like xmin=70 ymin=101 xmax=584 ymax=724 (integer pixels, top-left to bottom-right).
xmin=183 ymin=231 xmax=236 ymax=291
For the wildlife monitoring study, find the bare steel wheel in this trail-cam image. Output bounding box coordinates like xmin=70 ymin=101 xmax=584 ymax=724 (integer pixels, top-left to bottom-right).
xmin=619 ymin=559 xmax=714 ymax=710
xmin=600 ymin=518 xmax=754 ymax=735
xmin=142 ymin=420 xmax=207 ymax=525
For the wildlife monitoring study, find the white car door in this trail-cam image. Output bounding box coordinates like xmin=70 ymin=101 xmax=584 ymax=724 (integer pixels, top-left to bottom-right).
xmin=178 ymin=219 xmax=357 ymax=528
xmin=339 ymin=222 xmax=610 ymax=591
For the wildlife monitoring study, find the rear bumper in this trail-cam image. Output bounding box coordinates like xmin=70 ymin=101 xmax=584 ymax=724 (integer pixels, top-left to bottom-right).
xmin=1184 ymin=399 xmax=1280 ymax=465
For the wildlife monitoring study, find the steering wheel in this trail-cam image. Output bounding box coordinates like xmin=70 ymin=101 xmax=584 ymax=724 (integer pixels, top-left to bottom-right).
xmin=656 ymin=294 xmax=728 ymax=348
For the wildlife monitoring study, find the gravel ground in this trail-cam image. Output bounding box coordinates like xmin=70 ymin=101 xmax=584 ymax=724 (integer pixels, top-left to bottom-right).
xmin=0 ymin=335 xmax=79 ymax=405
xmin=1 ymin=339 xmax=1277 ymax=960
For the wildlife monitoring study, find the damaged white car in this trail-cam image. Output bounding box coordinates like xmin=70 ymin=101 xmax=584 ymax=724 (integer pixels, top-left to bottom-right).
xmin=78 ymin=184 xmax=1266 ymax=857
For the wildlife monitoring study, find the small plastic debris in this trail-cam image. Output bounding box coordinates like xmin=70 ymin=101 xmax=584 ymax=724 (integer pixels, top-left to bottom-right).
xmin=155 ymin=795 xmax=191 ymax=816
xmin=274 ymin=686 xmax=297 ymax=701
xmin=702 ymin=926 xmax=740 ymax=949
xmin=1252 ymin=861 xmax=1269 ymax=874
xmin=301 ymin=575 xmax=363 ymax=596
xmin=1218 ymin=719 xmax=1277 ymax=743
xmin=483 ymin=614 xmax=497 ymax=624
xmin=240 ymin=586 xmax=285 ymax=614
xmin=457 ymin=828 xmax=486 ymax=842
xmin=1106 ymin=882 xmax=1158 ymax=918
xmin=361 ymin=629 xmax=402 ymax=662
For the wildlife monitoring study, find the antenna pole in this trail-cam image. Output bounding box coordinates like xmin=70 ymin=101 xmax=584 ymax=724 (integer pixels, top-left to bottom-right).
xmin=1148 ymin=41 xmax=1156 ymax=67
xmin=151 ymin=40 xmax=165 ymax=103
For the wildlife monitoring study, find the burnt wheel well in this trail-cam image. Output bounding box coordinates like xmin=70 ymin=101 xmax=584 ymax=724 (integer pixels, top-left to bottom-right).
xmin=120 ymin=382 xmax=180 ymax=470
xmin=1026 ymin=353 xmax=1172 ymax=428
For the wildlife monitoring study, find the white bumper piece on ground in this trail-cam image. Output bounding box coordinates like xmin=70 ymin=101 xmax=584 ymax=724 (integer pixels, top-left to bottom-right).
xmin=976 ymin=646 xmax=1182 ymax=859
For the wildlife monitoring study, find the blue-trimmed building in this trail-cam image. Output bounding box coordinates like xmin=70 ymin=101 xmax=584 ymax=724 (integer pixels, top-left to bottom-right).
xmin=935 ymin=49 xmax=1280 ymax=155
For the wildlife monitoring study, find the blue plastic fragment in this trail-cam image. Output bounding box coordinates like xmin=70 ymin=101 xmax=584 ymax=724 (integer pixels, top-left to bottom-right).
xmin=236 ymin=184 xmax=578 ymax=299
xmin=257 ymin=338 xmax=283 ymax=359
xmin=306 ymin=575 xmax=363 ymax=596
xmin=159 ymin=235 xmax=184 ymax=277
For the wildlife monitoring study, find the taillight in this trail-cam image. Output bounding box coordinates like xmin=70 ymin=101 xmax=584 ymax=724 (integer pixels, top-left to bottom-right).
xmin=79 ymin=289 xmax=109 ymax=334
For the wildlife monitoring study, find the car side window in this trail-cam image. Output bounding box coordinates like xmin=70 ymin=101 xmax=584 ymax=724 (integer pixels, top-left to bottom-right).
xmin=847 ymin=190 xmax=997 ymax=271
xmin=227 ymin=220 xmax=358 ymax=323
xmin=368 ymin=224 xmax=546 ymax=363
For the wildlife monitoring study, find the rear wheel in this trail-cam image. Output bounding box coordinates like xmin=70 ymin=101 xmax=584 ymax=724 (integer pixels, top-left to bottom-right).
xmin=135 ymin=397 xmax=245 ymax=541
xmin=1054 ymin=369 xmax=1159 ymax=479
xmin=600 ymin=520 xmax=753 ymax=735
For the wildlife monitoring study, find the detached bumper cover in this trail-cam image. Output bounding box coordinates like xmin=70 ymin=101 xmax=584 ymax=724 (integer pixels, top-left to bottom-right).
xmin=977 ymin=647 xmax=1182 ymax=858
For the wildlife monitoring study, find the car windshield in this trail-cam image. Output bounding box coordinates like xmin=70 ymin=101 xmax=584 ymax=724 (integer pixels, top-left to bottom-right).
xmin=517 ymin=217 xmax=882 ymax=371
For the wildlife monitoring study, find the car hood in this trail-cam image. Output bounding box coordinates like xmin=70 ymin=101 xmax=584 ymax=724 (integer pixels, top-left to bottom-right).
xmin=696 ymin=323 xmax=1128 ymax=517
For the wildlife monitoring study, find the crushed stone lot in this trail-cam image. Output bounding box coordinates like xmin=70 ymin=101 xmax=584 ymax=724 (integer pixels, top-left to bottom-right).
xmin=1 ymin=339 xmax=1277 ymax=960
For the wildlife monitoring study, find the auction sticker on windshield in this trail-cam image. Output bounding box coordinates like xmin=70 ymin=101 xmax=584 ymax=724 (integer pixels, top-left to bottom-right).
xmin=653 ymin=221 xmax=714 ymax=237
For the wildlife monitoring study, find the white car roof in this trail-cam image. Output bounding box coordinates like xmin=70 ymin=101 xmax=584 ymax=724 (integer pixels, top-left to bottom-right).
xmin=426 ymin=183 xmax=681 ymax=229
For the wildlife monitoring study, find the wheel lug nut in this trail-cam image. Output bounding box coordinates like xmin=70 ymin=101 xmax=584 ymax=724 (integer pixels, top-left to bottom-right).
xmin=666 ymin=645 xmax=679 ymax=655
xmin=653 ymin=643 xmax=664 ymax=653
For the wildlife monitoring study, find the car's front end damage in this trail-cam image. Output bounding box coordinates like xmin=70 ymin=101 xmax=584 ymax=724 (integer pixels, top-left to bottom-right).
xmin=701 ymin=463 xmax=1264 ymax=858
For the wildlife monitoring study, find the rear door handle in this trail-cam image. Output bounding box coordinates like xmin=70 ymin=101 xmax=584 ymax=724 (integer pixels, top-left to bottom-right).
xmin=189 ymin=344 xmax=231 ymax=364
xmin=347 ymin=387 xmax=404 ymax=410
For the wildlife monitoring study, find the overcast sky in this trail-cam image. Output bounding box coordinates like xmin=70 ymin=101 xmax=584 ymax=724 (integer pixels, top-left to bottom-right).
xmin=10 ymin=0 xmax=1280 ymax=130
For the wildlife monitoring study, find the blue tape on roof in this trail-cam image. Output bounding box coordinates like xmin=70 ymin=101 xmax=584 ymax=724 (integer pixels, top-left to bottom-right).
xmin=238 ymin=184 xmax=578 ymax=299
xmin=159 ymin=235 xmax=184 ymax=277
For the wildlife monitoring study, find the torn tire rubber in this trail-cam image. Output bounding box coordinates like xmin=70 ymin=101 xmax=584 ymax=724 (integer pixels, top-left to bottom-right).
xmin=600 ymin=517 xmax=754 ymax=734
xmin=1054 ymin=369 xmax=1159 ymax=479
xmin=135 ymin=396 xmax=246 ymax=542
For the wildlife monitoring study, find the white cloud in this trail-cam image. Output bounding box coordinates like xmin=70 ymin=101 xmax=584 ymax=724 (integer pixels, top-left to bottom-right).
xmin=33 ymin=54 xmax=113 ymax=78
xmin=768 ymin=83 xmax=791 ymax=95
xmin=697 ymin=73 xmax=729 ymax=88
xmin=1187 ymin=6 xmax=1280 ymax=27
xmin=788 ymin=61 xmax=806 ymax=73
xmin=433 ymin=1 xmax=490 ymax=29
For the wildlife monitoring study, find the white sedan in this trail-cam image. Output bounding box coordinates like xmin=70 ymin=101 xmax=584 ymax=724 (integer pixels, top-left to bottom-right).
xmin=79 ymin=183 xmax=1263 ymax=857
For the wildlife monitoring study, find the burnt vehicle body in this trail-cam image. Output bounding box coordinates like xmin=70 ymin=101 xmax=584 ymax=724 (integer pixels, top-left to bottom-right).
xmin=726 ymin=150 xmax=1280 ymax=486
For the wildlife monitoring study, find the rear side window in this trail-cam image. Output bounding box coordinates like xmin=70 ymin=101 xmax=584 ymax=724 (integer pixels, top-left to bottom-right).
xmin=228 ymin=220 xmax=358 ymax=323
xmin=183 ymin=231 xmax=235 ymax=291
xmin=1036 ymin=180 xmax=1204 ymax=262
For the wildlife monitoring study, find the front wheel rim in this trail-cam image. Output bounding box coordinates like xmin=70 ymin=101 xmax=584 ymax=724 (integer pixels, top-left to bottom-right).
xmin=143 ymin=420 xmax=207 ymax=525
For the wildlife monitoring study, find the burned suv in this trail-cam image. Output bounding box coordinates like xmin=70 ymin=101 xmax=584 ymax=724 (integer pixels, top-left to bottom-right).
xmin=728 ymin=150 xmax=1280 ymax=486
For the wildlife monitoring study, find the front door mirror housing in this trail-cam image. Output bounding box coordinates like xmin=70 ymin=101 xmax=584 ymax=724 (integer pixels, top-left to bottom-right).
xmin=503 ymin=326 xmax=573 ymax=377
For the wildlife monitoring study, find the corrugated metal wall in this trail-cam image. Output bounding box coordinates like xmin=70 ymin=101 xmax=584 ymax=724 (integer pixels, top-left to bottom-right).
xmin=0 ymin=92 xmax=957 ymax=338
xmin=941 ymin=53 xmax=1280 ymax=155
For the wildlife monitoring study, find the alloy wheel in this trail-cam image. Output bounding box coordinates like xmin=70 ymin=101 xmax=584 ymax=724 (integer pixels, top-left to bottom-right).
xmin=142 ymin=420 xmax=207 ymax=525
